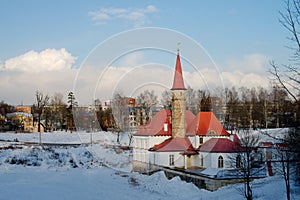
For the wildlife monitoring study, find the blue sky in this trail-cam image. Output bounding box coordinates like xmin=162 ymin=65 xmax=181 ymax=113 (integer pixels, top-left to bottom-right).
xmin=0 ymin=0 xmax=291 ymax=104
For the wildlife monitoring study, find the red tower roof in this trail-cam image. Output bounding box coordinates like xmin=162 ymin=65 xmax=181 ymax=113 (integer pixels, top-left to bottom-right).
xmin=171 ymin=52 xmax=186 ymax=90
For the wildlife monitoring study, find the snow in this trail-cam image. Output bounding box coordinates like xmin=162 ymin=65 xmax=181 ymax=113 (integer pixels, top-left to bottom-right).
xmin=0 ymin=130 xmax=299 ymax=200
xmin=200 ymin=167 xmax=221 ymax=177
xmin=234 ymin=128 xmax=290 ymax=144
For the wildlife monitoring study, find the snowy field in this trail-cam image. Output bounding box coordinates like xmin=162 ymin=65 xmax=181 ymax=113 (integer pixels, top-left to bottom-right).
xmin=0 ymin=130 xmax=299 ymax=200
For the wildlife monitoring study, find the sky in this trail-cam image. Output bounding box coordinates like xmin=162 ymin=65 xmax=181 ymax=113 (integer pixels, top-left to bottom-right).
xmin=0 ymin=0 xmax=292 ymax=105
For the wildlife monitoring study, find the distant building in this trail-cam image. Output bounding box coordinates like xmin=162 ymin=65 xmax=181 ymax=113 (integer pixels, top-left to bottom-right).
xmin=16 ymin=105 xmax=31 ymax=114
xmin=6 ymin=112 xmax=34 ymax=132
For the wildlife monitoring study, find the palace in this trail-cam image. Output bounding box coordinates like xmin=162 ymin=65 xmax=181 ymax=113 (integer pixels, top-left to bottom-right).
xmin=132 ymin=50 xmax=243 ymax=173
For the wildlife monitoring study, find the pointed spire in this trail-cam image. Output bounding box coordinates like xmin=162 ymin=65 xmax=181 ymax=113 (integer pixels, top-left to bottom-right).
xmin=171 ymin=50 xmax=186 ymax=90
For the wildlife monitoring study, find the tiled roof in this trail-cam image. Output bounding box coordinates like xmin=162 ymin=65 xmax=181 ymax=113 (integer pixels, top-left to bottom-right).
xmin=259 ymin=142 xmax=273 ymax=147
xmin=186 ymin=112 xmax=229 ymax=136
xmin=136 ymin=109 xmax=195 ymax=136
xmin=199 ymin=138 xmax=244 ymax=153
xmin=149 ymin=137 xmax=196 ymax=153
xmin=171 ymin=52 xmax=186 ymax=90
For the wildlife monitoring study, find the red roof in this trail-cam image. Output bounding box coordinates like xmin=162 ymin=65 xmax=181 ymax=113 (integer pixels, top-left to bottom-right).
xmin=136 ymin=109 xmax=195 ymax=136
xmin=199 ymin=138 xmax=244 ymax=153
xmin=186 ymin=112 xmax=229 ymax=136
xmin=260 ymin=142 xmax=273 ymax=147
xmin=171 ymin=52 xmax=186 ymax=90
xmin=149 ymin=137 xmax=196 ymax=153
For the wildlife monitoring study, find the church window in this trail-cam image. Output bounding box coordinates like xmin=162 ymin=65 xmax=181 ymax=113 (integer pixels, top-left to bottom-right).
xmin=199 ymin=137 xmax=204 ymax=144
xmin=200 ymin=155 xmax=204 ymax=167
xmin=218 ymin=156 xmax=224 ymax=168
xmin=236 ymin=155 xmax=241 ymax=168
xmin=169 ymin=155 xmax=175 ymax=166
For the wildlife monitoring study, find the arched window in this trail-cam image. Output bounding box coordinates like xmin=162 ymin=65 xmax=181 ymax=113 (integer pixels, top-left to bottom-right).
xmin=200 ymin=155 xmax=204 ymax=167
xmin=199 ymin=137 xmax=204 ymax=144
xmin=218 ymin=156 xmax=224 ymax=168
xmin=169 ymin=155 xmax=174 ymax=166
xmin=236 ymin=155 xmax=241 ymax=168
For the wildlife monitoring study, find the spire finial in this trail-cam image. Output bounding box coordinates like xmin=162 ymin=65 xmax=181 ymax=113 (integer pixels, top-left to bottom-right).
xmin=177 ymin=42 xmax=181 ymax=54
xmin=171 ymin=46 xmax=186 ymax=90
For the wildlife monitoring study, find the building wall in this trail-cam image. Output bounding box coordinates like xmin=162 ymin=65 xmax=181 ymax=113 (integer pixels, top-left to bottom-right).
xmin=200 ymin=152 xmax=237 ymax=169
xmin=16 ymin=105 xmax=31 ymax=114
xmin=133 ymin=136 xmax=170 ymax=163
xmin=133 ymin=135 xmax=239 ymax=169
xmin=149 ymin=151 xmax=184 ymax=168
xmin=148 ymin=136 xmax=170 ymax=149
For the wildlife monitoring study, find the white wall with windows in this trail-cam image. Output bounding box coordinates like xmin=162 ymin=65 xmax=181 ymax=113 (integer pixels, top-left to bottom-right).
xmin=199 ymin=152 xmax=238 ymax=169
xmin=147 ymin=151 xmax=184 ymax=168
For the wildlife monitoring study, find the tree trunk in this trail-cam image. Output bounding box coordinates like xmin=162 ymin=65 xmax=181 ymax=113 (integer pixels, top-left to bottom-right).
xmin=38 ymin=113 xmax=41 ymax=132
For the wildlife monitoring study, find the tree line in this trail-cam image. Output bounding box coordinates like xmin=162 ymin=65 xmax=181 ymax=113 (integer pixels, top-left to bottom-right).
xmin=0 ymin=83 xmax=299 ymax=133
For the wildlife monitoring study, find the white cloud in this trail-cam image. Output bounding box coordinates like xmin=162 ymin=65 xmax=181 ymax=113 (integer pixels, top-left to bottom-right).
xmin=88 ymin=5 xmax=158 ymax=27
xmin=1 ymin=49 xmax=271 ymax=105
xmin=3 ymin=48 xmax=77 ymax=72
xmin=226 ymin=54 xmax=269 ymax=74
xmin=0 ymin=49 xmax=77 ymax=105
xmin=221 ymin=71 xmax=269 ymax=89
xmin=146 ymin=5 xmax=158 ymax=13
xmin=116 ymin=52 xmax=145 ymax=67
xmin=74 ymin=63 xmax=270 ymax=105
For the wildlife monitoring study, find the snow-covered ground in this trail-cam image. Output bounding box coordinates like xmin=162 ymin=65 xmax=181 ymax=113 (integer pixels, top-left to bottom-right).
xmin=0 ymin=130 xmax=299 ymax=200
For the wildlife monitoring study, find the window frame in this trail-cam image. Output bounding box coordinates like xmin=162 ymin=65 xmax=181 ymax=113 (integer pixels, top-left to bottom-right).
xmin=218 ymin=155 xmax=224 ymax=168
xmin=169 ymin=154 xmax=175 ymax=166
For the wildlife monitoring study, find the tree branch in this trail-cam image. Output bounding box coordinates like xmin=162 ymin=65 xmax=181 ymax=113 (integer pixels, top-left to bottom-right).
xmin=269 ymin=61 xmax=298 ymax=102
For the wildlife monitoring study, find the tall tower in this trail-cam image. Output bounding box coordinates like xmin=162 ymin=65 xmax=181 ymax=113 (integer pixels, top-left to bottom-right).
xmin=171 ymin=50 xmax=186 ymax=138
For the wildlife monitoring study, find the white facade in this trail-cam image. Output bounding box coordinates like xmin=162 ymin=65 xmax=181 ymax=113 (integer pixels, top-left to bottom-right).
xmin=200 ymin=152 xmax=238 ymax=169
xmin=133 ymin=135 xmax=170 ymax=164
xmin=133 ymin=134 xmax=240 ymax=170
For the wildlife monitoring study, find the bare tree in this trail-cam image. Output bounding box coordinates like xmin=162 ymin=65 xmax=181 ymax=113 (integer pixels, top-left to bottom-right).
xmin=34 ymin=91 xmax=49 ymax=133
xmin=273 ymin=142 xmax=293 ymax=200
xmin=186 ymin=86 xmax=199 ymax=114
xmin=234 ymin=131 xmax=261 ymax=200
xmin=49 ymin=93 xmax=67 ymax=131
xmin=257 ymin=87 xmax=271 ymax=128
xmin=225 ymin=87 xmax=240 ymax=132
xmin=161 ymin=89 xmax=172 ymax=110
xmin=261 ymin=128 xmax=299 ymax=200
xmin=136 ymin=90 xmax=158 ymax=125
xmin=269 ymin=0 xmax=300 ymax=123
xmin=111 ymin=92 xmax=129 ymax=143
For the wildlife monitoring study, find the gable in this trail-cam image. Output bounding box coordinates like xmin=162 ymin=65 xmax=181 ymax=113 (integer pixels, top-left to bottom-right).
xmin=149 ymin=137 xmax=197 ymax=153
xmin=186 ymin=112 xmax=229 ymax=137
